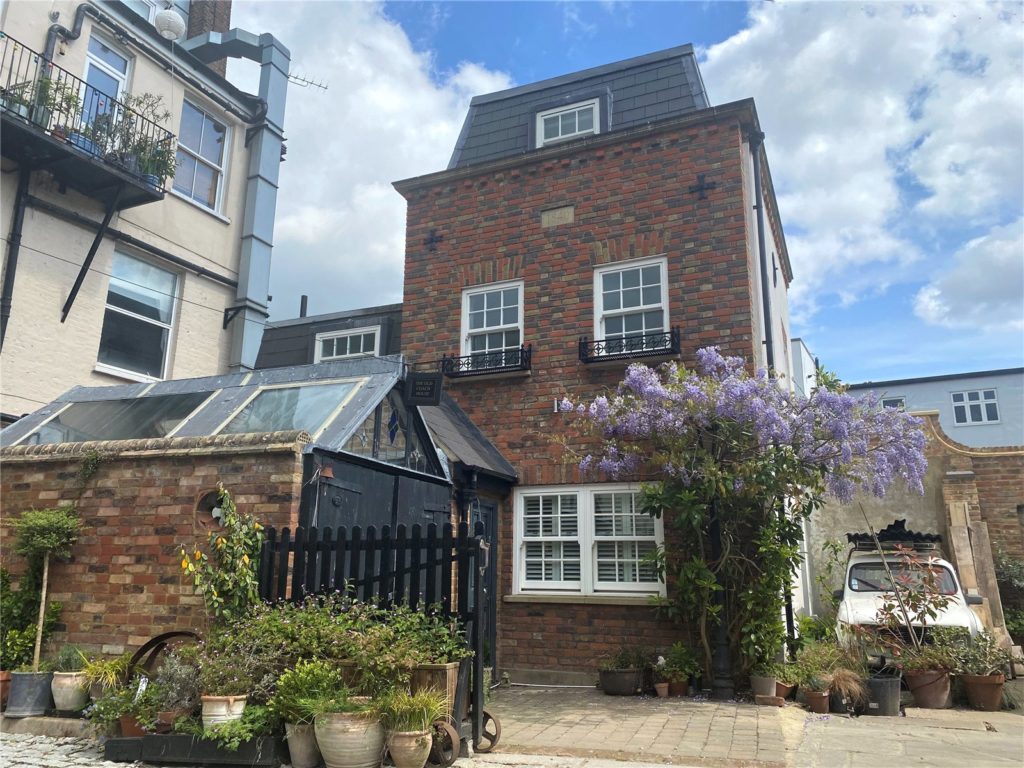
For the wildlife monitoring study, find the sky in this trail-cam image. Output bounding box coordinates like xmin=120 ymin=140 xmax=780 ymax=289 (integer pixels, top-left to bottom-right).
xmin=226 ymin=0 xmax=1024 ymax=384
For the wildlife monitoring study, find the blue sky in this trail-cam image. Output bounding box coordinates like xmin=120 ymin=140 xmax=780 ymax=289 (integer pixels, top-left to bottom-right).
xmin=230 ymin=1 xmax=1024 ymax=384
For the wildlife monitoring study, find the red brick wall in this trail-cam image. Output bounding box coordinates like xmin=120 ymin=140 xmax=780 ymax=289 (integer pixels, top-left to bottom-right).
xmin=0 ymin=433 xmax=305 ymax=656
xmin=186 ymin=0 xmax=233 ymax=76
xmin=399 ymin=115 xmax=759 ymax=674
xmin=964 ymin=456 xmax=1024 ymax=559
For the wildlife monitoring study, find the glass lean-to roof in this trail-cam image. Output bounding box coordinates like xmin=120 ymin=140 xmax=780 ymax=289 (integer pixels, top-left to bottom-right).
xmin=0 ymin=357 xmax=409 ymax=457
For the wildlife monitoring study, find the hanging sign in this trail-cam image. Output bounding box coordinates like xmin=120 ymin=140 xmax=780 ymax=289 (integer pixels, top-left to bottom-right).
xmin=405 ymin=372 xmax=443 ymax=406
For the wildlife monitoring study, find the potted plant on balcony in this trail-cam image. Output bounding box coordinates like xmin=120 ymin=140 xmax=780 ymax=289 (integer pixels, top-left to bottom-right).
xmin=952 ymin=630 xmax=1012 ymax=711
xmin=5 ymin=506 xmax=80 ymax=718
xmin=108 ymin=93 xmax=177 ymax=186
xmin=51 ymin=644 xmax=89 ymax=712
xmin=1 ymin=83 xmax=33 ymax=119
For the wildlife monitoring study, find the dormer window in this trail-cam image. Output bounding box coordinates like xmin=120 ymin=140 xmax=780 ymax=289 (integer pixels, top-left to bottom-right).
xmin=536 ymin=99 xmax=599 ymax=147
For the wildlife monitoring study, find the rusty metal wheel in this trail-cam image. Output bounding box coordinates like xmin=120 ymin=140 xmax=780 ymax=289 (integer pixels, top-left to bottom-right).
xmin=430 ymin=720 xmax=460 ymax=766
xmin=475 ymin=708 xmax=501 ymax=753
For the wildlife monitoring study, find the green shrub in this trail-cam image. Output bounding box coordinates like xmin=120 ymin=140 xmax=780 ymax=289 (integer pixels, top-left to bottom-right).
xmin=269 ymin=660 xmax=349 ymax=725
xmin=54 ymin=644 xmax=86 ymax=672
xmin=0 ymin=568 xmax=61 ymax=670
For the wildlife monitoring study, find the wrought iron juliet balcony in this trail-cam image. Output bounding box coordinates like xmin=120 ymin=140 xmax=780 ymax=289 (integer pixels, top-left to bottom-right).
xmin=579 ymin=327 xmax=680 ymax=363
xmin=0 ymin=32 xmax=176 ymax=210
xmin=440 ymin=345 xmax=533 ymax=377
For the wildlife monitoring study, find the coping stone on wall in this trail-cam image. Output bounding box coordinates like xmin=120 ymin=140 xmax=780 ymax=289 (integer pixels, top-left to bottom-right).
xmin=0 ymin=430 xmax=312 ymax=463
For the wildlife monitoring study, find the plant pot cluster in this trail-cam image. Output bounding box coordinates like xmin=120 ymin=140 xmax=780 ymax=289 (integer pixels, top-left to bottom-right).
xmin=599 ymin=641 xmax=701 ymax=698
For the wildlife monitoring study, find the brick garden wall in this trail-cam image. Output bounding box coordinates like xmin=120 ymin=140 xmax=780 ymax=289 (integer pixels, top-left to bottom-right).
xmin=398 ymin=112 xmax=759 ymax=676
xmin=0 ymin=431 xmax=306 ymax=657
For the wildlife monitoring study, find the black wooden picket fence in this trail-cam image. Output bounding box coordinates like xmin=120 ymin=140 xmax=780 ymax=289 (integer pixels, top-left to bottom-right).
xmin=256 ymin=521 xmax=489 ymax=746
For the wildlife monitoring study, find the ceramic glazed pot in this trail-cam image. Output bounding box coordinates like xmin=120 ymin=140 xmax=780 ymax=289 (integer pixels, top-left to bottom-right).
xmin=5 ymin=671 xmax=53 ymax=717
xmin=315 ymin=712 xmax=385 ymax=768
xmin=200 ymin=694 xmax=248 ymax=729
xmin=51 ymin=671 xmax=89 ymax=712
xmin=804 ymin=690 xmax=829 ymax=714
xmin=388 ymin=729 xmax=432 ymax=768
xmin=961 ymin=673 xmax=1004 ymax=712
xmin=285 ymin=722 xmax=321 ymax=768
xmin=599 ymin=668 xmax=642 ymax=696
xmin=905 ymin=670 xmax=951 ymax=709
xmin=749 ymin=675 xmax=776 ymax=698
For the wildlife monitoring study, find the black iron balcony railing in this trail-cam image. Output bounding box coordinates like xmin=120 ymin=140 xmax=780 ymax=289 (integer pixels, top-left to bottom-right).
xmin=440 ymin=344 xmax=533 ymax=377
xmin=0 ymin=32 xmax=176 ymax=189
xmin=579 ymin=327 xmax=680 ymax=363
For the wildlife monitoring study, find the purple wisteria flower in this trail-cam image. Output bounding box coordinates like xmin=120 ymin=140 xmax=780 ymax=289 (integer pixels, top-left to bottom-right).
xmin=560 ymin=346 xmax=928 ymax=503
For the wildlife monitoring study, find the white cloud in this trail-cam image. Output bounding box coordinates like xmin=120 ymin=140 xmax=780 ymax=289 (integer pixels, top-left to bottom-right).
xmin=228 ymin=1 xmax=512 ymax=319
xmin=914 ymin=218 xmax=1024 ymax=331
xmin=700 ymin=1 xmax=1023 ymax=328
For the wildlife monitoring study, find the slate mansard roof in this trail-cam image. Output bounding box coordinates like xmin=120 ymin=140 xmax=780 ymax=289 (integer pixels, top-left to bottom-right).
xmin=449 ymin=44 xmax=709 ymax=169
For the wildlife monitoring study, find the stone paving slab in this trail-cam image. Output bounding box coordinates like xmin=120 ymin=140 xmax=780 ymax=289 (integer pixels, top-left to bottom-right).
xmin=485 ymin=686 xmax=1024 ymax=768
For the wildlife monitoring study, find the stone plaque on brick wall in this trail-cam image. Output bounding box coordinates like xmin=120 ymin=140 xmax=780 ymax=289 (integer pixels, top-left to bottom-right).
xmin=541 ymin=205 xmax=575 ymax=228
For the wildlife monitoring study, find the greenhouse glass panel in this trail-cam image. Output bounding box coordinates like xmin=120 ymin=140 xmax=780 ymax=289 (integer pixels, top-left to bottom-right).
xmin=24 ymin=392 xmax=212 ymax=445
xmin=220 ymin=381 xmax=357 ymax=436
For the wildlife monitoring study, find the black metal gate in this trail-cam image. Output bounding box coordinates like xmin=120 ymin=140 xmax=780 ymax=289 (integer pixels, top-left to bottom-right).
xmin=256 ymin=521 xmax=490 ymax=747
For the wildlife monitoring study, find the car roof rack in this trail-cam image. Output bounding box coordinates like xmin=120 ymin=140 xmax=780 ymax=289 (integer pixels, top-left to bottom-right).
xmin=849 ymin=540 xmax=941 ymax=553
xmin=846 ymin=519 xmax=943 ymax=550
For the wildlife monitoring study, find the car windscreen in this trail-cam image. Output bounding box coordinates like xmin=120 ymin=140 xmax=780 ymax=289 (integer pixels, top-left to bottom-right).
xmin=848 ymin=562 xmax=957 ymax=595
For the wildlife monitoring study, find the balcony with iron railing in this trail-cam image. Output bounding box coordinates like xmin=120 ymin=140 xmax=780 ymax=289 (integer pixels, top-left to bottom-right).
xmin=0 ymin=32 xmax=176 ymax=210
xmin=440 ymin=344 xmax=533 ymax=378
xmin=579 ymin=327 xmax=680 ymax=363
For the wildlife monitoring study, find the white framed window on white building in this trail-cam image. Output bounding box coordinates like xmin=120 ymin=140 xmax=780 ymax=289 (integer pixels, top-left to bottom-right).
xmin=122 ymin=0 xmax=159 ymax=22
xmin=951 ymin=389 xmax=999 ymax=425
xmin=535 ymin=98 xmax=599 ymax=147
xmin=881 ymin=397 xmax=906 ymax=410
xmin=460 ymin=279 xmax=524 ymax=369
xmin=514 ymin=484 xmax=664 ymax=596
xmin=314 ymin=327 xmax=380 ymax=362
xmin=593 ymin=256 xmax=669 ymax=355
xmin=96 ymin=252 xmax=178 ymax=381
xmin=174 ymin=99 xmax=228 ymax=211
xmin=83 ymin=34 xmax=130 ymax=126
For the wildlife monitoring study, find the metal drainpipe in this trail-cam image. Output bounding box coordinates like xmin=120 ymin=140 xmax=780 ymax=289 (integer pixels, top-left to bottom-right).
xmin=0 ymin=166 xmax=32 ymax=350
xmin=748 ymin=129 xmax=797 ymax=658
xmin=183 ymin=31 xmax=290 ymax=371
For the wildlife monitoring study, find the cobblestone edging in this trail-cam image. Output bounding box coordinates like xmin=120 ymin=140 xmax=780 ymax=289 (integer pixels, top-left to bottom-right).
xmin=0 ymin=733 xmax=131 ymax=768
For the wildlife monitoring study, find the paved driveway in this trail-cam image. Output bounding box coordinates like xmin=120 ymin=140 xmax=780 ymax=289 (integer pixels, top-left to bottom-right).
xmin=485 ymin=686 xmax=1024 ymax=768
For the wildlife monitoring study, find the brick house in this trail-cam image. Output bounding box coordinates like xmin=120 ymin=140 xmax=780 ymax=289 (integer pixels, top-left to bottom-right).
xmin=392 ymin=45 xmax=795 ymax=682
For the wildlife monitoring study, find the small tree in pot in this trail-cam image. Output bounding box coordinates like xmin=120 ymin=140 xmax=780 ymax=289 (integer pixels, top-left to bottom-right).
xmin=5 ymin=506 xmax=80 ymax=717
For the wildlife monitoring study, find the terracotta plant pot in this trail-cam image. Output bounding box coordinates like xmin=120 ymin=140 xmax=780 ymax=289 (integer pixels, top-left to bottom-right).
xmin=200 ymin=694 xmax=248 ymax=729
xmin=0 ymin=670 xmax=11 ymax=710
xmin=51 ymin=671 xmax=89 ymax=712
xmin=599 ymin=668 xmax=642 ymax=696
xmin=315 ymin=711 xmax=385 ymax=768
xmin=775 ymin=681 xmax=795 ymax=699
xmin=961 ymin=673 xmax=1004 ymax=712
xmin=119 ymin=714 xmax=146 ymax=737
xmin=805 ymin=690 xmax=829 ymax=714
xmin=667 ymin=679 xmax=687 ymax=697
xmin=750 ymin=675 xmax=776 ymax=698
xmin=654 ymin=682 xmax=669 ymax=698
xmin=388 ymin=729 xmax=432 ymax=768
xmin=156 ymin=708 xmax=192 ymax=733
xmin=905 ymin=670 xmax=951 ymax=709
xmin=285 ymin=722 xmax=321 ymax=768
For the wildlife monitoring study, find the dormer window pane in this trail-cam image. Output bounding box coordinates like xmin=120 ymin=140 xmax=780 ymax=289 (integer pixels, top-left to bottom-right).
xmin=536 ymin=99 xmax=600 ymax=147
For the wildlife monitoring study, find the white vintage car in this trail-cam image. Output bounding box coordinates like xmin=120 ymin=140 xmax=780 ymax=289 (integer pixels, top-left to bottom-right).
xmin=834 ymin=549 xmax=984 ymax=664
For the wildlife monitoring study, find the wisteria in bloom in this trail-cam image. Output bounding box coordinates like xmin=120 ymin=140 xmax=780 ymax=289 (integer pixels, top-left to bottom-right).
xmin=560 ymin=346 xmax=927 ymax=503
